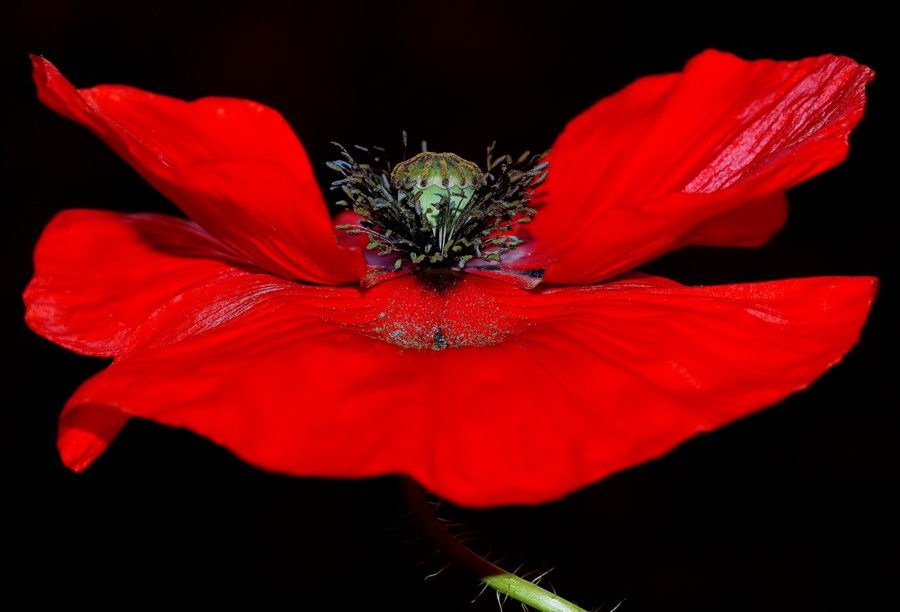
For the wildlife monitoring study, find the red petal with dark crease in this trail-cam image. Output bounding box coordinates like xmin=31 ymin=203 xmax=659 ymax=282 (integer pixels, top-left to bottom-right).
xmin=58 ymin=273 xmax=876 ymax=506
xmin=534 ymin=51 xmax=872 ymax=284
xmin=31 ymin=56 xmax=362 ymax=284
xmin=25 ymin=209 xmax=258 ymax=356
xmin=58 ymin=403 xmax=129 ymax=473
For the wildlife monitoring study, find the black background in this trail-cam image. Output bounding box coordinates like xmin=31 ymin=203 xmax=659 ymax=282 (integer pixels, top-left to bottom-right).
xmin=2 ymin=2 xmax=895 ymax=610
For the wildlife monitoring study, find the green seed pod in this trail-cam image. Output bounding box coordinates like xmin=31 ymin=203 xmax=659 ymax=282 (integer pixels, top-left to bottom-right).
xmin=391 ymin=152 xmax=483 ymax=227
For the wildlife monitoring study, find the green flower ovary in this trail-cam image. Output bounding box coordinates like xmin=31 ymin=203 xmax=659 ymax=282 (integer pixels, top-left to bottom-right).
xmin=390 ymin=152 xmax=483 ymax=227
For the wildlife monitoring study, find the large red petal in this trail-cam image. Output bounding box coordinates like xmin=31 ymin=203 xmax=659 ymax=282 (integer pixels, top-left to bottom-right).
xmin=31 ymin=56 xmax=362 ymax=284
xmin=25 ymin=209 xmax=258 ymax=357
xmin=58 ymin=272 xmax=875 ymax=506
xmin=57 ymin=403 xmax=129 ymax=473
xmin=688 ymin=190 xmax=788 ymax=248
xmin=535 ymin=51 xmax=872 ymax=284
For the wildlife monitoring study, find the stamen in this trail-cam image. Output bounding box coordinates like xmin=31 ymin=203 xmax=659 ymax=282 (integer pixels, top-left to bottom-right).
xmin=330 ymin=142 xmax=547 ymax=272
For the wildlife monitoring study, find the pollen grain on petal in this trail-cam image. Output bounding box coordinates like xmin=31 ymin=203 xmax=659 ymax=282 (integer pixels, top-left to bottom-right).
xmin=347 ymin=272 xmax=523 ymax=350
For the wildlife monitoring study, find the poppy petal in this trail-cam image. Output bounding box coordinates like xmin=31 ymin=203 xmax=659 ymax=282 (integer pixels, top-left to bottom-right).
xmin=25 ymin=209 xmax=258 ymax=356
xmin=57 ymin=272 xmax=875 ymax=506
xmin=536 ymin=50 xmax=872 ymax=283
xmin=687 ymin=190 xmax=788 ymax=248
xmin=30 ymin=56 xmax=361 ymax=284
xmin=58 ymin=403 xmax=129 ymax=472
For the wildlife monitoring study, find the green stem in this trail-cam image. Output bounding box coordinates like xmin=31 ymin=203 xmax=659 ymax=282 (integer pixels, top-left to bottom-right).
xmin=400 ymin=477 xmax=589 ymax=612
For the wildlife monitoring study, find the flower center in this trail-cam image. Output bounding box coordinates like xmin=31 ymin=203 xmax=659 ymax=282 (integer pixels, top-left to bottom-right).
xmin=352 ymin=270 xmax=520 ymax=350
xmin=391 ymin=152 xmax=482 ymax=228
xmin=329 ymin=143 xmax=548 ymax=271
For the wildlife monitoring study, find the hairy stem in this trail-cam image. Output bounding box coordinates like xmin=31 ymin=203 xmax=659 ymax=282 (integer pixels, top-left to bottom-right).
xmin=400 ymin=477 xmax=589 ymax=612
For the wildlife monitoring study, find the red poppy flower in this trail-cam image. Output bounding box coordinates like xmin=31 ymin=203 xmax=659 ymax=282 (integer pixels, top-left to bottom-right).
xmin=27 ymin=51 xmax=876 ymax=507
